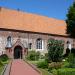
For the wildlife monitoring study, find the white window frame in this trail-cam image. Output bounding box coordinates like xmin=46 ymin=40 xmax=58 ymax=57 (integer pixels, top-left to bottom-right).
xmin=36 ymin=38 xmax=43 ymax=50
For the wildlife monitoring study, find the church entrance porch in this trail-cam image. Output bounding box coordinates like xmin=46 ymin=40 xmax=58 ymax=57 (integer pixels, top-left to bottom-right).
xmin=14 ymin=45 xmax=22 ymax=59
xmin=6 ymin=38 xmax=28 ymax=59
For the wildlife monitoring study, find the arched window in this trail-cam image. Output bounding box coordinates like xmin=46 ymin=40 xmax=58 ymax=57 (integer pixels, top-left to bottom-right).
xmin=66 ymin=41 xmax=71 ymax=50
xmin=6 ymin=36 xmax=12 ymax=48
xmin=36 ymin=38 xmax=42 ymax=49
xmin=7 ymin=36 xmax=11 ymax=42
xmin=28 ymin=43 xmax=32 ymax=49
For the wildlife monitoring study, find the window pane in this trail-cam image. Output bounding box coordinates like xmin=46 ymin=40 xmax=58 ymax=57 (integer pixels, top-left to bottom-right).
xmin=29 ymin=43 xmax=32 ymax=49
xmin=36 ymin=38 xmax=42 ymax=49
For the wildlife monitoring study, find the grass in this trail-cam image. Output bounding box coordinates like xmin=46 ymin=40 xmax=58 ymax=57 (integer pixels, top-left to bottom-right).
xmin=26 ymin=59 xmax=52 ymax=75
xmin=0 ymin=60 xmax=9 ymax=75
xmin=27 ymin=59 xmax=44 ymax=65
xmin=0 ymin=66 xmax=4 ymax=75
xmin=39 ymin=68 xmax=53 ymax=75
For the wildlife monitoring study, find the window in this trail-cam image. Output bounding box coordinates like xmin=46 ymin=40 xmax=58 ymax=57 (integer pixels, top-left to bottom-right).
xmin=36 ymin=38 xmax=42 ymax=49
xmin=6 ymin=36 xmax=12 ymax=48
xmin=7 ymin=36 xmax=11 ymax=41
xmin=66 ymin=41 xmax=71 ymax=50
xmin=29 ymin=43 xmax=32 ymax=49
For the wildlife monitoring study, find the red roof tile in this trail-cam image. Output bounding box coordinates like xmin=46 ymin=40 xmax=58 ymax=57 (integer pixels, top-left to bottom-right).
xmin=0 ymin=7 xmax=67 ymax=36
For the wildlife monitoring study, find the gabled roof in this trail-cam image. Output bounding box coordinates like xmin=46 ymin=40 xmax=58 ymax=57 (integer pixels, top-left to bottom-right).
xmin=0 ymin=7 xmax=67 ymax=36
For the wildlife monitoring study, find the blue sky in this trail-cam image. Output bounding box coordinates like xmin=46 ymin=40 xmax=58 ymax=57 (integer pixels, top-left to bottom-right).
xmin=0 ymin=0 xmax=74 ymax=20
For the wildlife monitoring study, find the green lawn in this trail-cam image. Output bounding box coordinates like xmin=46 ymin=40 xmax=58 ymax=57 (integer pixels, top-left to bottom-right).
xmin=26 ymin=59 xmax=52 ymax=75
xmin=27 ymin=59 xmax=44 ymax=65
xmin=39 ymin=68 xmax=53 ymax=75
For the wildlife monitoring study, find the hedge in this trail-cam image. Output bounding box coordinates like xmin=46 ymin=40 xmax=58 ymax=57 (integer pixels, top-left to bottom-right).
xmin=57 ymin=68 xmax=75 ymax=75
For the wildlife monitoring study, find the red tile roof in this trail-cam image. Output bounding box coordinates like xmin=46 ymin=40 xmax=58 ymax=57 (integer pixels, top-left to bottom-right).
xmin=0 ymin=7 xmax=67 ymax=36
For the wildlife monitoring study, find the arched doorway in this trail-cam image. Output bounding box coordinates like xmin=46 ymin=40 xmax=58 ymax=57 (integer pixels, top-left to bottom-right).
xmin=14 ymin=45 xmax=22 ymax=59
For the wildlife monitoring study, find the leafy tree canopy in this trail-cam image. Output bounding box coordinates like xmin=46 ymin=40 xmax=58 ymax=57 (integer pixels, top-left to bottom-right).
xmin=66 ymin=2 xmax=75 ymax=37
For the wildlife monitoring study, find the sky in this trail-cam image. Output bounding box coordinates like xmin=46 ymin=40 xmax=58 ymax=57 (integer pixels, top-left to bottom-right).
xmin=0 ymin=0 xmax=74 ymax=20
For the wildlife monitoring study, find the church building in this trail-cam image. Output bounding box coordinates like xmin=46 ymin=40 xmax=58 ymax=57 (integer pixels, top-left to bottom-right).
xmin=0 ymin=7 xmax=74 ymax=59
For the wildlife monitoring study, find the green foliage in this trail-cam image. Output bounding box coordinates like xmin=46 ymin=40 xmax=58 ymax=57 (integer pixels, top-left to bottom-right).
xmin=51 ymin=69 xmax=57 ymax=75
xmin=63 ymin=48 xmax=70 ymax=58
xmin=44 ymin=53 xmax=49 ymax=62
xmin=47 ymin=39 xmax=64 ymax=62
xmin=51 ymin=68 xmax=75 ymax=75
xmin=39 ymin=68 xmax=50 ymax=75
xmin=0 ymin=61 xmax=3 ymax=67
xmin=62 ymin=60 xmax=69 ymax=68
xmin=49 ymin=62 xmax=62 ymax=70
xmin=26 ymin=50 xmax=40 ymax=61
xmin=57 ymin=68 xmax=75 ymax=75
xmin=36 ymin=51 xmax=40 ymax=60
xmin=37 ymin=60 xmax=48 ymax=69
xmin=66 ymin=2 xmax=75 ymax=37
xmin=0 ymin=54 xmax=9 ymax=62
xmin=67 ymin=53 xmax=75 ymax=68
xmin=40 ymin=55 xmax=45 ymax=59
xmin=0 ymin=54 xmax=9 ymax=75
xmin=71 ymin=48 xmax=75 ymax=55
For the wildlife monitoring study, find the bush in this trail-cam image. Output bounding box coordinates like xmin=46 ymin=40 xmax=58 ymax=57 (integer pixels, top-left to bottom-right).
xmin=49 ymin=62 xmax=62 ymax=69
xmin=71 ymin=48 xmax=75 ymax=55
xmin=27 ymin=51 xmax=35 ymax=60
xmin=35 ymin=51 xmax=40 ymax=60
xmin=67 ymin=53 xmax=75 ymax=68
xmin=51 ymin=69 xmax=57 ymax=75
xmin=26 ymin=51 xmax=40 ymax=61
xmin=0 ymin=54 xmax=9 ymax=62
xmin=47 ymin=39 xmax=64 ymax=62
xmin=0 ymin=61 xmax=3 ymax=67
xmin=44 ymin=53 xmax=49 ymax=62
xmin=37 ymin=60 xmax=48 ymax=69
xmin=63 ymin=48 xmax=70 ymax=58
xmin=57 ymin=68 xmax=75 ymax=75
xmin=40 ymin=55 xmax=45 ymax=59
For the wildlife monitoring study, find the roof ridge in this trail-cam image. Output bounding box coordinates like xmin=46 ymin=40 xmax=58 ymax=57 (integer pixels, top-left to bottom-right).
xmin=0 ymin=6 xmax=64 ymax=21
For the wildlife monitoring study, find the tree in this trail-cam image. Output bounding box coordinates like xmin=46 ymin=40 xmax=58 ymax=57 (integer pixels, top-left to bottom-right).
xmin=66 ymin=2 xmax=75 ymax=37
xmin=47 ymin=39 xmax=64 ymax=62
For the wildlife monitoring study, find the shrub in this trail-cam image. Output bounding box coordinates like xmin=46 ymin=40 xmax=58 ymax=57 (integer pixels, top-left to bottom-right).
xmin=49 ymin=62 xmax=62 ymax=69
xmin=0 ymin=61 xmax=3 ymax=67
xmin=67 ymin=53 xmax=75 ymax=68
xmin=47 ymin=39 xmax=64 ymax=62
xmin=44 ymin=53 xmax=49 ymax=62
xmin=40 ymin=55 xmax=45 ymax=59
xmin=57 ymin=68 xmax=75 ymax=75
xmin=0 ymin=54 xmax=9 ymax=62
xmin=37 ymin=60 xmax=48 ymax=69
xmin=62 ymin=60 xmax=69 ymax=68
xmin=35 ymin=51 xmax=40 ymax=60
xmin=26 ymin=50 xmax=40 ymax=61
xmin=71 ymin=48 xmax=75 ymax=55
xmin=63 ymin=48 xmax=70 ymax=57
xmin=27 ymin=51 xmax=35 ymax=60
xmin=51 ymin=69 xmax=57 ymax=75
